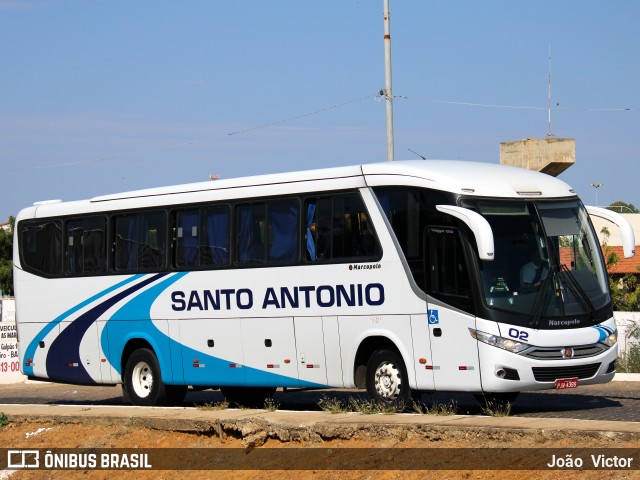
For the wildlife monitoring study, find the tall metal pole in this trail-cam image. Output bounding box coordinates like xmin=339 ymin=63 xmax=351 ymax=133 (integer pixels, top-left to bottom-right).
xmin=590 ymin=183 xmax=603 ymax=206
xmin=383 ymin=0 xmax=395 ymax=161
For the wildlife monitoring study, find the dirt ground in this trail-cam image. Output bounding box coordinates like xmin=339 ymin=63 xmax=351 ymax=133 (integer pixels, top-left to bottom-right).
xmin=1 ymin=418 xmax=639 ymax=480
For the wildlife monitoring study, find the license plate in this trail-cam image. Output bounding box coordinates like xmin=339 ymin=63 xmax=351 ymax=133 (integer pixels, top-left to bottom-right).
xmin=555 ymin=377 xmax=578 ymax=389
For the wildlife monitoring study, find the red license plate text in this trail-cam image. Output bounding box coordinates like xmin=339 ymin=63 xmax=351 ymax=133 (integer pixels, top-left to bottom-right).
xmin=555 ymin=377 xmax=578 ymax=389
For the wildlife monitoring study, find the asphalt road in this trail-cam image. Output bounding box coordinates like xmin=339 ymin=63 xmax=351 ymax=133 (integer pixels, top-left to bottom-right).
xmin=0 ymin=380 xmax=638 ymax=422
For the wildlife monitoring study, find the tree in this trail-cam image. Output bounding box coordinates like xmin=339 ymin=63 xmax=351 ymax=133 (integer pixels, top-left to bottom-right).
xmin=0 ymin=217 xmax=14 ymax=296
xmin=607 ymin=201 xmax=639 ymax=214
xmin=601 ymin=226 xmax=640 ymax=311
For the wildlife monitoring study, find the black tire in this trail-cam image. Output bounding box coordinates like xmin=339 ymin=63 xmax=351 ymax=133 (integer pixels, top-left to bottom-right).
xmin=124 ymin=348 xmax=169 ymax=406
xmin=221 ymin=387 xmax=276 ymax=408
xmin=365 ymin=349 xmax=415 ymax=408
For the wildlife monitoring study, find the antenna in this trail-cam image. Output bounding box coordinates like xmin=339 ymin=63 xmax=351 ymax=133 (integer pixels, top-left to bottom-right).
xmin=408 ymin=148 xmax=427 ymax=160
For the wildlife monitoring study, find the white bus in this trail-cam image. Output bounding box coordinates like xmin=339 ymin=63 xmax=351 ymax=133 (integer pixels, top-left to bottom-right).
xmin=13 ymin=160 xmax=635 ymax=407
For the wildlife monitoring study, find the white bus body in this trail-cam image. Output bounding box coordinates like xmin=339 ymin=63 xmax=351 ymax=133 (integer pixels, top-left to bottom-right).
xmin=13 ymin=161 xmax=634 ymax=406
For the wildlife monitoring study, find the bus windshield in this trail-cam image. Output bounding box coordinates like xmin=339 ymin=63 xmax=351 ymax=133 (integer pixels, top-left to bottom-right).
xmin=463 ymin=199 xmax=611 ymax=326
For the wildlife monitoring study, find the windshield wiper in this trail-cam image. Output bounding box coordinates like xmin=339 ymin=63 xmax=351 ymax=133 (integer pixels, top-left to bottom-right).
xmin=529 ymin=269 xmax=554 ymax=328
xmin=559 ymin=264 xmax=595 ymax=320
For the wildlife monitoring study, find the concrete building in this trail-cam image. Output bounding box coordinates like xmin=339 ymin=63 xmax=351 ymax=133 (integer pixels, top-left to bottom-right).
xmin=500 ymin=137 xmax=576 ymax=177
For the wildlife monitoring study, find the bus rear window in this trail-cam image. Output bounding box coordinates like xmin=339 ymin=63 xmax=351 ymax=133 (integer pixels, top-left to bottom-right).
xmin=21 ymin=220 xmax=63 ymax=276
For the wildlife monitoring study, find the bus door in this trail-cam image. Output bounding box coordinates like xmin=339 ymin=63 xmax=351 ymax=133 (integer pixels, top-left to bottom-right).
xmin=294 ymin=317 xmax=329 ymax=386
xmin=424 ymin=227 xmax=481 ymax=391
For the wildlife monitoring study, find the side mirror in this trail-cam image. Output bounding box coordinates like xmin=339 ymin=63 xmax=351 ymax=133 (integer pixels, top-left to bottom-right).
xmin=436 ymin=205 xmax=495 ymax=261
xmin=586 ymin=206 xmax=636 ymax=258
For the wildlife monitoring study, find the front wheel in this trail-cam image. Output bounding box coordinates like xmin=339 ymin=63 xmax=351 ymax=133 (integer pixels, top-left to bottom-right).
xmin=124 ymin=348 xmax=169 ymax=406
xmin=365 ymin=349 xmax=416 ymax=408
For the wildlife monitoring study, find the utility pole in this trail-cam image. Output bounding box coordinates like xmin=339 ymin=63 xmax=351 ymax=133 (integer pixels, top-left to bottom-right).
xmin=590 ymin=183 xmax=603 ymax=206
xmin=383 ymin=0 xmax=394 ymax=161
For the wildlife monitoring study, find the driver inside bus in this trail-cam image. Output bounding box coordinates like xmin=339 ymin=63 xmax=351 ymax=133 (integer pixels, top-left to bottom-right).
xmin=520 ymin=250 xmax=548 ymax=290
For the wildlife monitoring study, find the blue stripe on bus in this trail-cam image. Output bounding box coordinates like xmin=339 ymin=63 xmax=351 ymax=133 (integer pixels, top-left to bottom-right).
xmin=23 ymin=274 xmax=145 ymax=377
xmin=45 ymin=273 xmax=169 ymax=384
xmin=591 ymin=326 xmax=610 ymax=343
xmin=103 ymin=272 xmax=188 ymax=383
xmin=102 ymin=272 xmax=327 ymax=389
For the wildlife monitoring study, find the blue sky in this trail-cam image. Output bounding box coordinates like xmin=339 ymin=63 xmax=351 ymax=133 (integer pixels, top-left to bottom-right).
xmin=1 ymin=1 xmax=638 ymax=220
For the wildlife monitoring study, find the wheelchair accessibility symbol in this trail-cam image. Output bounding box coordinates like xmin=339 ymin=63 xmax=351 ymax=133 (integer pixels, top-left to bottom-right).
xmin=428 ymin=309 xmax=439 ymax=325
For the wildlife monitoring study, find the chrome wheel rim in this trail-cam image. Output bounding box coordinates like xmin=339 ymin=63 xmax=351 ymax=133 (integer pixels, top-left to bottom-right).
xmin=374 ymin=361 xmax=402 ymax=400
xmin=131 ymin=361 xmax=153 ymax=399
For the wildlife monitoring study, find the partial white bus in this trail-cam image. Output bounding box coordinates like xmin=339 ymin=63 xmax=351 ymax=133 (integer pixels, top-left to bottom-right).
xmin=13 ymin=161 xmax=635 ymax=407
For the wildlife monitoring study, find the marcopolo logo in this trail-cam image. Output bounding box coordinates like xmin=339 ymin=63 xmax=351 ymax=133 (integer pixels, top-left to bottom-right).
xmin=348 ymin=264 xmax=381 ymax=271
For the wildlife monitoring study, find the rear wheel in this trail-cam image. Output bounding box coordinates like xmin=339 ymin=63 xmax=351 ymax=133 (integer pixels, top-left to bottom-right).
xmin=365 ymin=349 xmax=416 ymax=408
xmin=124 ymin=348 xmax=169 ymax=406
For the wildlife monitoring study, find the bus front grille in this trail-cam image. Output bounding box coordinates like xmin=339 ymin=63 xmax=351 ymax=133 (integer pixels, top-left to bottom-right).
xmin=524 ymin=344 xmax=607 ymax=360
xmin=532 ymin=363 xmax=601 ymax=382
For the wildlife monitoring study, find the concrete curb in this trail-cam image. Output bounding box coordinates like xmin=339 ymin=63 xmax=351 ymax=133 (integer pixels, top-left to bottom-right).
xmin=1 ymin=403 xmax=639 ymax=445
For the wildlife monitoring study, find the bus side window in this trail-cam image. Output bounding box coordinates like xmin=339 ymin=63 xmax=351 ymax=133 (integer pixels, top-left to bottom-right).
xmin=237 ymin=204 xmax=266 ymax=265
xmin=201 ymin=205 xmax=230 ymax=267
xmin=305 ymin=193 xmax=380 ymax=263
xmin=114 ymin=211 xmax=166 ymax=271
xmin=115 ymin=215 xmax=137 ymax=271
xmin=426 ymin=227 xmax=472 ymax=313
xmin=138 ymin=212 xmax=166 ymax=270
xmin=21 ymin=220 xmax=63 ymax=276
xmin=66 ymin=217 xmax=106 ymax=274
xmin=305 ymin=197 xmax=332 ymax=261
xmin=175 ymin=209 xmax=199 ymax=267
xmin=237 ymin=200 xmax=298 ymax=266
xmin=267 ymin=199 xmax=298 ymax=262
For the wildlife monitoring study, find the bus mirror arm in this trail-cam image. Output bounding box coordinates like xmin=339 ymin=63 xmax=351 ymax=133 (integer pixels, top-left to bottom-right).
xmin=585 ymin=206 xmax=636 ymax=258
xmin=436 ymin=205 xmax=495 ymax=261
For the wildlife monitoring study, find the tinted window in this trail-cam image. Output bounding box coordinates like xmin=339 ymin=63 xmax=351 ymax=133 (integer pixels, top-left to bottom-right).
xmin=374 ymin=187 xmax=453 ymax=291
xmin=175 ymin=206 xmax=230 ymax=268
xmin=115 ymin=215 xmax=137 ymax=271
xmin=201 ymin=206 xmax=230 ymax=266
xmin=237 ymin=199 xmax=299 ymax=265
xmin=427 ymin=227 xmax=471 ymax=312
xmin=237 ymin=204 xmax=266 ymax=265
xmin=175 ymin=209 xmax=199 ymax=267
xmin=21 ymin=221 xmax=63 ymax=276
xmin=115 ymin=212 xmax=166 ymax=271
xmin=66 ymin=217 xmax=106 ymax=274
xmin=305 ymin=193 xmax=379 ymax=262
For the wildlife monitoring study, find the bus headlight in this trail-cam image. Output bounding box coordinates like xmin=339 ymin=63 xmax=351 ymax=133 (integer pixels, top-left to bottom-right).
xmin=600 ymin=329 xmax=618 ymax=347
xmin=469 ymin=328 xmax=529 ymax=354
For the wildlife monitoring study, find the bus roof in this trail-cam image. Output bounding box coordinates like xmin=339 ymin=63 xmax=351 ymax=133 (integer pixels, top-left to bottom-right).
xmin=20 ymin=160 xmax=576 ymax=219
xmin=89 ymin=160 xmax=574 ymax=202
